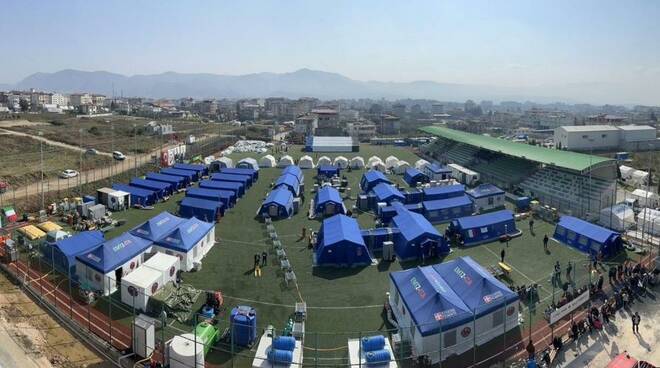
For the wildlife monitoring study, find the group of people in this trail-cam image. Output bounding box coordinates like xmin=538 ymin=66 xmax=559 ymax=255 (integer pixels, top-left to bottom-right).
xmin=253 ymin=251 xmax=268 ymax=277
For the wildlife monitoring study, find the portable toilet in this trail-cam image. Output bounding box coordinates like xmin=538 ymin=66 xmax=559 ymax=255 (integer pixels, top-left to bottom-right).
xmin=230 ymin=306 xmax=257 ymax=347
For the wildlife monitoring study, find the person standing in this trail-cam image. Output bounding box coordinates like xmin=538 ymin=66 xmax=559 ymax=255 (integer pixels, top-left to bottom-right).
xmin=529 ymin=218 xmax=535 ymax=234
xmin=254 ymin=253 xmax=260 ymax=269
xmin=543 ymin=234 xmax=549 ymax=251
xmin=553 ymin=261 xmax=561 ymax=285
xmin=632 ymin=312 xmax=641 ymax=333
xmin=261 ymin=251 xmax=268 ymax=266
xmin=566 ymin=261 xmax=573 ymax=281
xmin=500 ymin=248 xmax=506 ymax=263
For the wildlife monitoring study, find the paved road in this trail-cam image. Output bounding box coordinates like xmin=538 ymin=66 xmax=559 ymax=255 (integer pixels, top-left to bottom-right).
xmin=0 ymin=128 xmax=115 ymax=158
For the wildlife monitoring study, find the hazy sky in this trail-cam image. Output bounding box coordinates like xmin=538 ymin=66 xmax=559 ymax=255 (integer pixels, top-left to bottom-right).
xmin=2 ymin=0 xmax=660 ymax=104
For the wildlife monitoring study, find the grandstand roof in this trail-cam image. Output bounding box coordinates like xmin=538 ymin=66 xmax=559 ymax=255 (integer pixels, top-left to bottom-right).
xmin=421 ymin=126 xmax=614 ymax=172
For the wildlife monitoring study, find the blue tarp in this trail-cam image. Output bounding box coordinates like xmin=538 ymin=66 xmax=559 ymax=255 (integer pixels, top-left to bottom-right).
xmin=275 ymin=174 xmax=301 ymax=197
xmin=219 ymin=167 xmax=258 ymax=182
xmin=553 ymin=216 xmax=623 ymax=257
xmin=372 ymin=183 xmax=405 ymax=205
xmin=433 ymin=256 xmax=519 ymax=316
xmin=360 ymin=170 xmax=392 ymax=193
xmin=404 ymin=168 xmax=429 ymax=187
xmin=145 ymin=172 xmax=184 ymax=191
xmin=259 ymin=187 xmax=294 ymax=219
xmin=422 ymin=195 xmax=474 ymax=224
xmin=199 ymin=180 xmax=245 ymax=197
xmin=160 ymin=168 xmax=196 ymax=183
xmin=155 ymin=217 xmax=215 ymax=253
xmin=130 ymin=211 xmax=184 ymax=242
xmin=186 ymin=187 xmax=236 ymax=208
xmin=130 ymin=178 xmax=172 ymax=198
xmin=392 ymin=207 xmax=447 ymax=260
xmin=316 ymin=215 xmax=372 ymax=267
xmin=450 ymin=210 xmax=516 ymax=246
xmin=390 ymin=266 xmax=472 ymax=335
xmin=317 ymin=165 xmax=340 ymax=178
xmin=112 ymin=183 xmax=157 ymax=206
xmin=314 ymin=186 xmax=345 ymax=216
xmin=173 ymin=163 xmax=209 ymax=177
xmin=76 ymin=232 xmax=152 ymax=274
xmin=42 ymin=231 xmax=104 ymax=276
xmin=282 ymin=166 xmax=303 ymax=184
xmin=423 ymin=184 xmax=465 ymax=201
xmin=211 ymin=173 xmax=251 ymax=189
xmin=467 ymin=184 xmax=504 ymax=199
xmin=179 ymin=197 xmax=225 ymax=222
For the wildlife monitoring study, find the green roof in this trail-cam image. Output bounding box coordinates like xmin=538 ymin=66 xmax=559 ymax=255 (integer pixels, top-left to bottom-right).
xmin=420 ymin=125 xmax=614 ymax=172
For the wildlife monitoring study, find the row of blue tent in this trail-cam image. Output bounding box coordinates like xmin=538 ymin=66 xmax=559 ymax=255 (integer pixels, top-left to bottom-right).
xmin=258 ymin=166 xmax=304 ymax=219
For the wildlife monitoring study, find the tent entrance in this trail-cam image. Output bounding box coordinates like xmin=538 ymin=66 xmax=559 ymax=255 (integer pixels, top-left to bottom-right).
xmin=269 ymin=204 xmax=279 ymax=217
xmin=115 ymin=267 xmax=123 ymax=288
xmin=420 ymin=239 xmax=437 ymax=258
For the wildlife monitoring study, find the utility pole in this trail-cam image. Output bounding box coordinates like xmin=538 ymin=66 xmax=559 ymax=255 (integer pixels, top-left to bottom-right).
xmin=79 ymin=128 xmax=83 ymax=195
xmin=39 ymin=131 xmax=44 ymax=210
xmin=134 ymin=124 xmax=138 ymax=177
xmin=110 ymin=121 xmax=114 ymax=184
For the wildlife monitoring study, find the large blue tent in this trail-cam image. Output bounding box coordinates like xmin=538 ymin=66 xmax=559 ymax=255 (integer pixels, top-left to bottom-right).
xmin=423 ymin=184 xmax=465 ymax=201
xmin=404 ymin=168 xmax=430 ymax=187
xmin=315 ymin=215 xmax=373 ymax=267
xmin=391 ymin=206 xmax=448 ymax=260
xmin=154 ymin=217 xmax=215 ymax=253
xmin=360 ymin=170 xmax=392 ymax=192
xmin=173 ymin=163 xmax=209 ymax=177
xmin=275 ymin=174 xmax=301 ymax=197
xmin=553 ymin=216 xmax=623 ymax=257
xmin=76 ymin=232 xmax=152 ymax=274
xmin=449 ymin=210 xmax=516 ymax=246
xmin=160 ymin=168 xmax=196 ymax=184
xmin=379 ymin=203 xmax=424 ymax=224
xmin=112 ymin=183 xmax=157 ymax=206
xmin=199 ymin=179 xmax=245 ymax=197
xmin=179 ymin=197 xmax=225 ymax=222
xmin=422 ymin=195 xmax=474 ymax=224
xmin=372 ymin=183 xmax=405 ymax=205
xmin=361 ymin=227 xmax=400 ymax=251
xmin=130 ymin=211 xmax=184 ymax=242
xmin=42 ymin=231 xmax=104 ymax=276
xmin=317 ymin=165 xmax=341 ymax=178
xmin=259 ymin=187 xmax=294 ymax=219
xmin=424 ymin=163 xmax=452 ymax=180
xmin=211 ymin=173 xmax=251 ymax=189
xmin=219 ymin=167 xmax=258 ymax=182
xmin=314 ymin=186 xmax=345 ymax=217
xmin=282 ymin=165 xmax=303 ymax=184
xmin=145 ymin=172 xmax=184 ymax=191
xmin=130 ymin=178 xmax=172 ymax=198
xmin=186 ymin=187 xmax=236 ymax=208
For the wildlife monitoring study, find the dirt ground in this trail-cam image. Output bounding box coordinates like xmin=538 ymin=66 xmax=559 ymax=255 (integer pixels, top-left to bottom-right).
xmin=0 ymin=271 xmax=109 ymax=368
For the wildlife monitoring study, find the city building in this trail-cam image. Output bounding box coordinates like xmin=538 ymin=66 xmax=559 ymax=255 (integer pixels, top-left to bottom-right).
xmin=91 ymin=94 xmax=106 ymax=106
xmin=51 ymin=93 xmax=68 ymax=106
xmin=392 ymin=103 xmax=406 ymax=117
xmin=377 ymin=114 xmax=401 ymax=135
xmin=554 ymin=125 xmax=660 ymax=151
xmin=346 ymin=121 xmax=377 ymax=142
xmin=294 ymin=114 xmax=318 ymax=135
xmin=70 ymin=93 xmax=92 ymax=106
xmin=313 ymin=108 xmax=341 ymax=136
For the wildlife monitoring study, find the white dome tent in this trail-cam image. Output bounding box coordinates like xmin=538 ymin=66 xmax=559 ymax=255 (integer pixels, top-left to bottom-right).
xmin=638 ymin=208 xmax=660 ymax=236
xmin=350 ymin=156 xmax=365 ymax=169
xmin=278 ymin=155 xmax=295 ymax=168
xmin=237 ymin=157 xmax=259 ymax=171
xmin=333 ymin=156 xmax=349 ymax=169
xmin=394 ymin=160 xmax=410 ymax=174
xmin=317 ymin=156 xmax=332 ymax=166
xmin=415 ymin=159 xmax=430 ymax=170
xmin=298 ymin=155 xmax=315 ymax=169
xmin=385 ymin=156 xmax=400 ymax=170
xmin=598 ymin=204 xmax=635 ymax=232
xmin=372 ymin=160 xmax=387 ymax=172
xmin=367 ymin=156 xmax=382 ymax=167
xmin=259 ymin=155 xmax=277 ymax=168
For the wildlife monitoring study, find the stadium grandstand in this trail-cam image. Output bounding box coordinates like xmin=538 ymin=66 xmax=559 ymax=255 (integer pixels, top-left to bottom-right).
xmin=420 ymin=126 xmax=617 ymax=219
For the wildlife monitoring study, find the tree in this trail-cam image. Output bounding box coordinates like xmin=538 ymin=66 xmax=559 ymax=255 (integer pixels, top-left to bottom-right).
xmin=19 ymin=99 xmax=29 ymax=112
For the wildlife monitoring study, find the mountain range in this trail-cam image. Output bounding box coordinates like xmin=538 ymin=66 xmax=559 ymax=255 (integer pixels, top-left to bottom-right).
xmin=3 ymin=68 xmax=613 ymax=104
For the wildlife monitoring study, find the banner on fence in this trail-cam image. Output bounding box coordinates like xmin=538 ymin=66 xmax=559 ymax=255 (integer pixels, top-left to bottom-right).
xmin=549 ymin=289 xmax=590 ymax=324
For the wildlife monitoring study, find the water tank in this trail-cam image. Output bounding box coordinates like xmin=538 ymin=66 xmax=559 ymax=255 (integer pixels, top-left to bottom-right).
xmin=268 ymin=349 xmax=293 ymax=364
xmin=169 ymin=333 xmax=204 ymax=368
xmin=230 ymin=306 xmax=257 ymax=347
xmin=361 ymin=335 xmax=385 ymax=352
xmin=272 ymin=336 xmax=295 ymax=351
xmin=365 ymin=349 xmax=391 ymax=364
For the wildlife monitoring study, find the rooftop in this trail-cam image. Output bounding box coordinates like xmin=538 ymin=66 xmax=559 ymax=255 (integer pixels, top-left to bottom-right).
xmin=559 ymin=125 xmax=620 ymax=132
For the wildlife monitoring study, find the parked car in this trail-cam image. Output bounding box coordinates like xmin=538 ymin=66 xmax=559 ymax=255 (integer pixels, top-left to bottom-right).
xmin=59 ymin=169 xmax=79 ymax=179
xmin=112 ymin=151 xmax=126 ymax=160
xmin=85 ymin=148 xmax=98 ymax=155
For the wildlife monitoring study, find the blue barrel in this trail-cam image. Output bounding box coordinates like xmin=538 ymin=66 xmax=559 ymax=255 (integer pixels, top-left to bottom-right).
xmin=201 ymin=305 xmax=215 ymax=319
xmin=365 ymin=349 xmax=391 ymax=364
xmin=361 ymin=335 xmax=385 ymax=352
xmin=230 ymin=306 xmax=257 ymax=347
xmin=272 ymin=336 xmax=296 ymax=351
xmin=268 ymin=349 xmax=293 ymax=364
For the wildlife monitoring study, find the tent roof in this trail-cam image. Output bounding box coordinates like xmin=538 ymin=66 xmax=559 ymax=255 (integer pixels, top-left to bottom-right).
xmin=77 ymin=232 xmax=152 ymax=273
xmin=122 ymin=266 xmax=160 ymax=289
xmin=275 ymin=174 xmax=300 ymax=191
xmin=428 ymin=163 xmax=451 ymax=174
xmin=319 ymin=214 xmax=365 ymax=247
xmin=146 ymin=172 xmax=185 ymax=184
xmin=315 ymin=186 xmax=342 ymax=206
xmin=180 ymin=197 xmax=223 ymax=211
xmin=392 ymin=207 xmax=441 ymax=242
xmin=362 ymin=170 xmax=391 ymax=184
xmin=211 ymin=173 xmax=249 ymax=183
xmin=173 ymin=163 xmax=206 ymax=173
xmin=112 ymin=183 xmax=155 ymax=199
xmin=282 ymin=165 xmax=303 ymax=182
xmin=186 ymin=187 xmax=235 ymax=201
xmin=130 ymin=211 xmax=184 ymax=241
xmin=54 ymin=230 xmax=104 ymax=258
xmin=160 ymin=168 xmax=195 ymax=179
xmin=423 ymin=195 xmax=473 ymax=211
xmin=423 ymin=184 xmax=465 ymax=197
xmin=600 ymin=204 xmax=634 ymax=219
xmin=372 ymin=183 xmax=405 ymax=201
xmin=405 ymin=167 xmax=425 ymax=178
xmin=454 ymin=210 xmax=514 ymax=230
xmin=37 ymin=221 xmax=62 ymax=233
xmin=155 ymin=217 xmax=215 ymax=252
xmin=130 ymin=178 xmax=171 ymax=191
xmin=467 ymin=184 xmax=504 ymax=198
xmin=557 ymin=216 xmax=620 ymax=243
xmin=318 ymin=165 xmax=340 ymax=174
xmin=199 ymin=180 xmax=242 ymax=190
xmin=263 ymin=187 xmax=294 ymax=207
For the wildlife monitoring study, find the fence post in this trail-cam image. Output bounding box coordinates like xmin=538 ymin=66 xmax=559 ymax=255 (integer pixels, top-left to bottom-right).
xmin=109 ymin=293 xmax=113 ymax=347
xmin=315 ymin=331 xmax=318 ymax=368
xmin=358 ymin=331 xmax=362 ymax=368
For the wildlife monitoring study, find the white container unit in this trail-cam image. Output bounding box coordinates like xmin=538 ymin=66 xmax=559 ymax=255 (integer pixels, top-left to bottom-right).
xmin=143 ymin=253 xmax=180 ymax=287
xmin=121 ymin=266 xmax=162 ymax=312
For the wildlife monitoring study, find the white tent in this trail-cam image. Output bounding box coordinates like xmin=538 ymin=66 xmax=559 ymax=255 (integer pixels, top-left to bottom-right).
xmin=144 ymin=253 xmax=180 ymax=287
xmin=259 ymin=155 xmax=277 ymax=168
xmin=598 ymin=204 xmax=635 ymax=231
xmin=394 ymin=160 xmax=410 ymax=175
xmin=350 ymin=156 xmax=365 ymax=169
xmin=415 ymin=159 xmax=430 ymax=170
xmin=630 ymin=170 xmax=649 ymax=187
xmin=385 ymin=156 xmax=399 ymax=169
xmin=638 ymin=208 xmax=660 ymax=236
xmin=317 ymin=156 xmax=332 ymax=166
xmin=278 ymin=155 xmax=295 ymax=168
xmin=215 ymin=157 xmax=233 ymax=169
xmin=333 ymin=156 xmax=349 ymax=169
xmin=367 ymin=156 xmax=382 ymax=167
xmin=372 ymin=161 xmax=387 ymax=172
xmin=120 ymin=266 xmax=162 ymax=311
xmin=298 ymin=155 xmax=315 ymax=169
xmin=619 ymin=165 xmax=634 ymax=180
xmin=629 ymin=189 xmax=660 ymax=208
xmin=237 ymin=158 xmax=259 ymax=171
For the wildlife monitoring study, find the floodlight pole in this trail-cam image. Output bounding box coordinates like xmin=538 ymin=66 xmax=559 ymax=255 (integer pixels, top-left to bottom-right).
xmin=39 ymin=131 xmax=44 ymax=210
xmin=79 ymin=128 xmax=83 ymax=195
xmin=133 ymin=124 xmax=138 ymax=177
xmin=110 ymin=122 xmax=114 ymax=185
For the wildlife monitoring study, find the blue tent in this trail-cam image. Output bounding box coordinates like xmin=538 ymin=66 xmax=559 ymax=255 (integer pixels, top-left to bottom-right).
xmin=145 ymin=172 xmax=184 ymax=191
xmin=372 ymin=183 xmax=405 ymax=205
xmin=314 ymin=186 xmax=345 ymax=217
xmin=466 ymin=184 xmax=504 ymax=199
xmin=259 ymin=187 xmax=294 ymax=219
xmin=179 ymin=197 xmax=225 ymax=222
xmin=361 ymin=227 xmax=400 ymax=251
xmin=379 ymin=203 xmax=424 ymax=224
xmin=425 ymin=163 xmax=452 ymax=180
xmin=423 ymin=184 xmax=465 ymax=201
xmin=553 ymin=216 xmax=623 ymax=257
xmin=154 ymin=217 xmax=215 ymax=253
xmin=315 ymin=215 xmax=372 ymax=267
xmin=392 ymin=207 xmax=447 ymax=260
xmin=76 ymin=232 xmax=152 ymax=274
xmin=130 ymin=211 xmax=184 ymax=242
xmin=449 ymin=210 xmax=516 ymax=246
xmin=404 ymin=168 xmax=429 ymax=187
xmin=112 ymin=183 xmax=157 ymax=206
xmin=360 ymin=170 xmax=392 ymax=192
xmin=42 ymin=231 xmax=104 ymax=276
xmin=160 ymin=168 xmax=196 ymax=183
xmin=282 ymin=166 xmax=303 ymax=184
xmin=219 ymin=167 xmax=258 ymax=182
xmin=390 ymin=266 xmax=472 ymax=335
xmin=422 ymin=195 xmax=474 ymax=224
xmin=317 ymin=165 xmax=340 ymax=178
xmin=186 ymin=187 xmax=236 ymax=208
xmin=404 ymin=189 xmax=424 ymax=204
xmin=199 ymin=179 xmax=245 ymax=197
xmin=173 ymin=163 xmax=209 ymax=177
xmin=275 ymin=174 xmax=301 ymax=197
xmin=433 ymin=256 xmax=519 ymax=316
xmin=130 ymin=178 xmax=173 ymax=198
xmin=211 ymin=173 xmax=251 ymax=189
